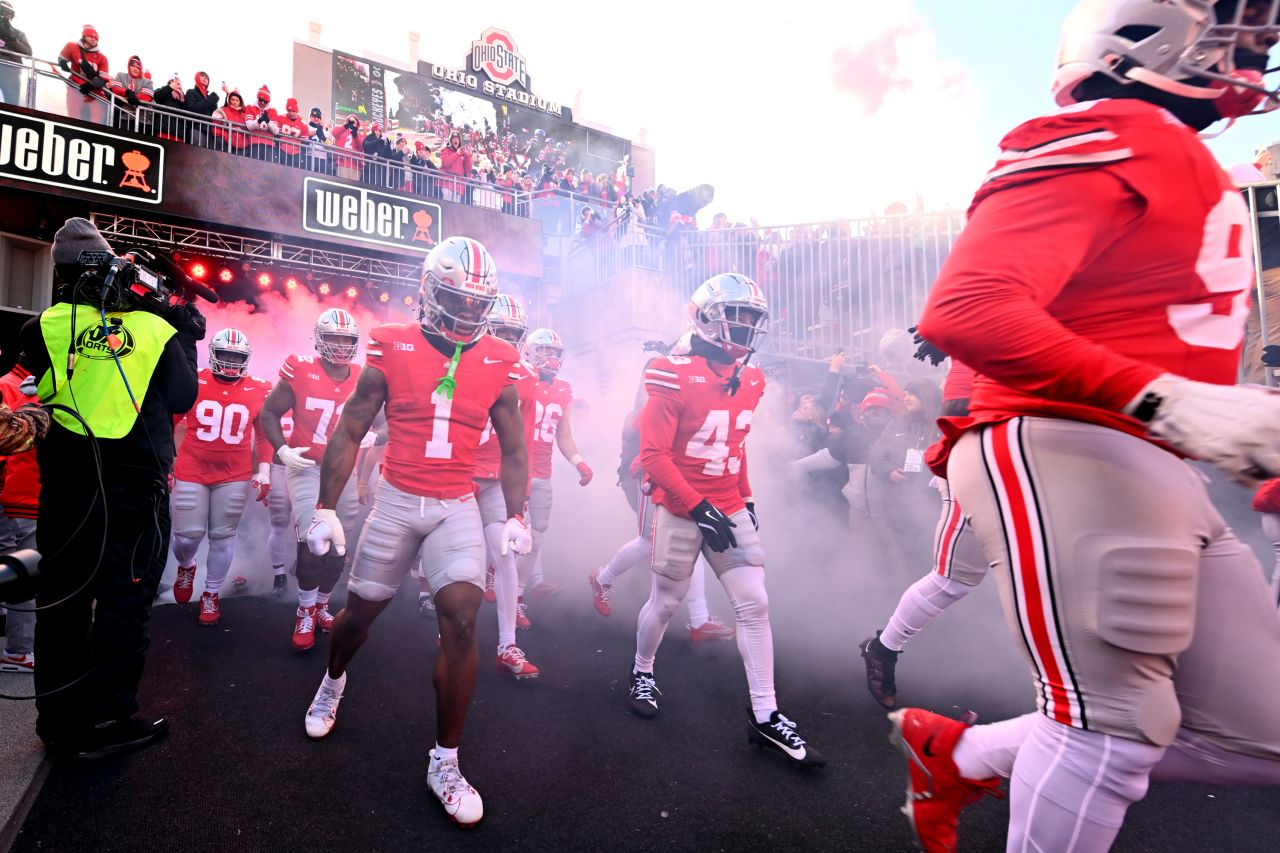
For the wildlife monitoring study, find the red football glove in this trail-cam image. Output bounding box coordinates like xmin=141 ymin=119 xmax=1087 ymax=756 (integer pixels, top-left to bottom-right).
xmin=576 ymin=460 xmax=594 ymax=486
xmin=251 ymin=463 xmax=270 ymax=504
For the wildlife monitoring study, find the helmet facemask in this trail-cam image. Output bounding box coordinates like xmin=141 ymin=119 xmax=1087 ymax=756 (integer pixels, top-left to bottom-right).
xmin=419 ymin=273 xmax=496 ymax=345
xmin=210 ymin=348 xmax=249 ymax=379
xmin=697 ymin=301 xmax=768 ymax=359
xmin=315 ymin=330 xmax=359 ymax=365
xmin=489 ymin=322 xmax=527 ymax=349
xmin=527 ymin=343 xmax=563 ymax=377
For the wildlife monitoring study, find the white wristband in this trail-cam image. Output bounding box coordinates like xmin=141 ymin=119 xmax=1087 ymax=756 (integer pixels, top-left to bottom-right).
xmin=570 ymin=454 xmax=584 ymax=466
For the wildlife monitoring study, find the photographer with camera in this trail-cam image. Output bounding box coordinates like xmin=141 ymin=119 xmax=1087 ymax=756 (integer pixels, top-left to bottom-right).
xmin=21 ymin=218 xmax=203 ymax=759
xmin=0 ymin=2 xmax=31 ymax=106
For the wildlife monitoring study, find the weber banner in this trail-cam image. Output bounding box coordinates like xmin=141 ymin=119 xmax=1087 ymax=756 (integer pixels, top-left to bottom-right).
xmin=0 ymin=111 xmax=163 ymax=203
xmin=303 ymin=177 xmax=442 ymax=252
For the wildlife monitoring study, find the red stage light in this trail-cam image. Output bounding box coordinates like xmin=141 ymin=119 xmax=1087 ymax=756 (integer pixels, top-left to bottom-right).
xmin=378 ymin=292 xmax=390 ymax=303
xmin=345 ymin=286 xmax=359 ymax=299
xmin=189 ymin=263 xmax=208 ymax=280
xmin=218 ymin=268 xmax=235 ymax=284
xmin=318 ymin=283 xmax=331 ymax=295
xmin=257 ymin=272 xmax=273 ymax=288
xmin=403 ymin=295 xmax=414 ymax=307
xmin=285 ymin=278 xmax=299 ymax=291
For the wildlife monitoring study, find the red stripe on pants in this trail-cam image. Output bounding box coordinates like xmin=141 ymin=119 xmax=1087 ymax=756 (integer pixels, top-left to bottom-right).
xmin=990 ymin=422 xmax=1074 ymax=725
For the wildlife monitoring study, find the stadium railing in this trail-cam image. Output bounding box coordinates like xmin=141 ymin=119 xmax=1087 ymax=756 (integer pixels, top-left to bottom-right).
xmin=0 ymin=54 xmax=533 ymax=216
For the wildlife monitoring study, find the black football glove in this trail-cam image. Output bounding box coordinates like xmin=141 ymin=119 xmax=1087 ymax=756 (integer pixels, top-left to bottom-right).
xmin=126 ymin=90 xmax=139 ymax=107
xmin=78 ymin=81 xmax=92 ymax=95
xmin=691 ymin=499 xmax=737 ymax=552
xmin=58 ymin=56 xmax=71 ymax=72
xmin=909 ymin=325 xmax=948 ymax=366
xmin=1262 ymin=345 xmax=1280 ymax=368
xmin=165 ymin=301 xmax=206 ymax=341
xmin=745 ymin=501 xmax=758 ymax=531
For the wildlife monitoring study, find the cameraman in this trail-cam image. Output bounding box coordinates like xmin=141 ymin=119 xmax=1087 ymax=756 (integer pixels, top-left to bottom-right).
xmin=21 ymin=218 xmax=202 ymax=759
xmin=0 ymin=2 xmax=32 ymax=106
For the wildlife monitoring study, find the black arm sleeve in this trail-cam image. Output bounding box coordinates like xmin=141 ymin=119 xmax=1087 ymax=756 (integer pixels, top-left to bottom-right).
xmin=816 ymin=370 xmax=841 ymax=415
xmin=158 ymin=333 xmax=199 ymax=414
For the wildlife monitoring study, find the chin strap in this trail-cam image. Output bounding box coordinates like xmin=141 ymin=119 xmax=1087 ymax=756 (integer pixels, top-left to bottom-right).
xmin=434 ymin=341 xmax=464 ymax=399
xmin=724 ymin=350 xmax=754 ymax=397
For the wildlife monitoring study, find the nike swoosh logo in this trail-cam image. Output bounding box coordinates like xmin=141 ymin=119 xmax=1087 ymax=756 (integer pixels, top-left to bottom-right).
xmin=483 ymin=357 xmax=503 ymax=365
xmin=763 ymin=730 xmax=807 ymax=759
xmin=923 ymin=733 xmax=938 ymax=758
xmin=750 ymin=380 xmax=761 ymax=387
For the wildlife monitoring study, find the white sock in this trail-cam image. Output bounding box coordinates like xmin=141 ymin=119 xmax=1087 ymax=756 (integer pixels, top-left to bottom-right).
xmin=172 ymin=532 xmax=203 ymax=567
xmin=634 ymin=572 xmax=691 ymax=673
xmin=434 ymin=744 xmax=458 ymax=761
xmin=1007 ymin=715 xmax=1163 ymax=852
xmin=599 ymin=536 xmax=649 ymax=587
xmin=316 ymin=591 xmax=330 ymax=607
xmin=494 ymin=547 xmax=520 ymax=649
xmin=530 ymin=547 xmax=544 ymax=587
xmin=273 ymin=564 xmax=286 ymax=577
xmin=719 ymin=565 xmax=777 ymax=717
xmin=204 ymin=536 xmax=235 ymax=593
xmin=298 ymin=587 xmax=318 ymax=609
xmin=322 ymin=671 xmax=345 ymax=691
xmin=686 ymin=556 xmax=711 ymax=627
xmin=880 ymin=572 xmax=975 ymax=652
xmin=753 ymin=708 xmax=775 ymax=725
xmin=952 ymin=712 xmax=1036 ymax=779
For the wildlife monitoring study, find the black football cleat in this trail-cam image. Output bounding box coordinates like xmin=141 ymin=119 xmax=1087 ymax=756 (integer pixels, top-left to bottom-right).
xmin=628 ymin=671 xmax=660 ymax=719
xmin=748 ymin=711 xmax=825 ymax=767
xmin=860 ymin=631 xmax=901 ymax=709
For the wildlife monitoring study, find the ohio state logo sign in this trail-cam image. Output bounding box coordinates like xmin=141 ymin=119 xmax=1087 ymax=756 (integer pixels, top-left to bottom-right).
xmin=470 ymin=28 xmax=528 ymax=90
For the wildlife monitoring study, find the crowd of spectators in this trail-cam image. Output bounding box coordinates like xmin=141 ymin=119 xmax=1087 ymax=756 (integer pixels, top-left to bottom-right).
xmin=787 ymin=349 xmax=944 ymax=577
xmin=0 ymin=17 xmax=649 ymax=217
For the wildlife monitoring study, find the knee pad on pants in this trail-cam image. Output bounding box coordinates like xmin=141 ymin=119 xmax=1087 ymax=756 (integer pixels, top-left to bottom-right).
xmin=347 ymin=575 xmax=399 ymax=603
xmin=171 ymin=532 xmax=202 ymax=565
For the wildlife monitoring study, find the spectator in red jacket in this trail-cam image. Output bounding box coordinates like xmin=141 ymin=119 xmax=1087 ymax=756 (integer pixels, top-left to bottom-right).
xmin=438 ymin=130 xmax=472 ymax=203
xmin=276 ymin=97 xmax=310 ymax=168
xmin=243 ymin=85 xmax=279 ymax=162
xmin=0 ymin=358 xmax=39 ymax=673
xmin=57 ymin=25 xmax=110 ymax=125
xmin=212 ymin=88 xmax=249 ymax=153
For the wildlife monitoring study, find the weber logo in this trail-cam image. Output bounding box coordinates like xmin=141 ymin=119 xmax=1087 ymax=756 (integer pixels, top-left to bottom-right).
xmin=303 ymin=177 xmax=441 ymax=252
xmin=0 ymin=112 xmax=163 ymax=203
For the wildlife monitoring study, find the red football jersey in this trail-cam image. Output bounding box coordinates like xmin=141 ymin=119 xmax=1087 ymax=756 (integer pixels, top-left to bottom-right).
xmin=278 ymin=354 xmax=362 ymax=463
xmin=916 ymin=99 xmax=1251 ymax=474
xmin=639 ymin=355 xmax=763 ymax=518
xmin=527 ymin=376 xmax=574 ymax=479
xmin=367 ymin=324 xmax=521 ymax=498
xmin=474 ymin=361 xmax=537 ymax=481
xmin=173 ymin=369 xmax=274 ymax=486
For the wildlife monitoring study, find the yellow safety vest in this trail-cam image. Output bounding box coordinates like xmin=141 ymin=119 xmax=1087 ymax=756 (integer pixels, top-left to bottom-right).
xmin=37 ymin=303 xmax=175 ymax=439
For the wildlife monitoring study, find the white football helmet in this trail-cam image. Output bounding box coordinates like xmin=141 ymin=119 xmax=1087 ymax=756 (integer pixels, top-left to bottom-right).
xmin=314 ymin=308 xmax=359 ymax=365
xmin=209 ymin=328 xmax=251 ymax=379
xmin=523 ymin=328 xmax=564 ymax=376
xmin=487 ymin=293 xmax=529 ymax=349
xmin=689 ymin=273 xmax=768 ymax=359
xmin=419 ymin=236 xmax=498 ymax=344
xmin=1053 ymin=0 xmax=1280 ymax=116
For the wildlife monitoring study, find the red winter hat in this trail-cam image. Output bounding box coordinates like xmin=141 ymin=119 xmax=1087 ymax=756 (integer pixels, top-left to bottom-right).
xmin=286 ymin=97 xmax=299 ymax=112
xmin=256 ymin=85 xmax=271 ymax=102
xmin=370 ymin=121 xmax=382 ymax=132
xmin=859 ymin=389 xmax=893 ymax=413
xmin=82 ymin=24 xmax=99 ymax=41
xmin=414 ymin=141 xmax=425 ymax=149
xmin=128 ymin=55 xmax=142 ymax=68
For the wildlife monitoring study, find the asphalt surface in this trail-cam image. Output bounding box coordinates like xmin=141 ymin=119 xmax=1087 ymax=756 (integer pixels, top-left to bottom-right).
xmin=8 ymin=555 xmax=1278 ymax=853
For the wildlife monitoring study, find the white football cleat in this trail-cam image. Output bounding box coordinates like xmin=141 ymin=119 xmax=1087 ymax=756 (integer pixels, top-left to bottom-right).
xmin=428 ymin=750 xmax=484 ymax=827
xmin=304 ymin=672 xmax=346 ymax=740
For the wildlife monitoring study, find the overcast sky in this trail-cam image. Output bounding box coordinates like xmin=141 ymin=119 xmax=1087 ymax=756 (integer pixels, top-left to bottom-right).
xmin=13 ymin=0 xmax=1279 ymax=225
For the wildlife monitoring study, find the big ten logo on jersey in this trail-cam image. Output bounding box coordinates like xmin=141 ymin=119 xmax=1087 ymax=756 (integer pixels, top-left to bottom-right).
xmin=686 ymin=409 xmax=752 ymax=476
xmin=303 ymin=397 xmax=344 ymax=445
xmin=294 ymin=354 xmax=323 ymax=380
xmin=533 ymin=401 xmax=563 ymax=443
xmin=194 ymin=400 xmax=252 ymax=445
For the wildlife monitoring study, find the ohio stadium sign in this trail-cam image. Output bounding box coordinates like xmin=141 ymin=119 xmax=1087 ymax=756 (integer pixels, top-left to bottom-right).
xmin=426 ymin=27 xmax=565 ymax=118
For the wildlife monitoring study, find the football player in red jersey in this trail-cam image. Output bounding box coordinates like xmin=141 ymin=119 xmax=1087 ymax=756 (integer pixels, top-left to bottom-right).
xmin=474 ymin=294 xmax=541 ymax=678
xmin=260 ymin=309 xmax=364 ymax=651
xmin=169 ymin=329 xmax=273 ymax=625
xmin=301 ymin=236 xmax=531 ymax=828
xmin=627 ymin=273 xmax=824 ymax=767
xmin=887 ymin=3 xmax=1280 ymax=851
xmin=515 ymin=327 xmax=593 ymax=622
xmin=859 ymin=359 xmax=983 ymax=709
